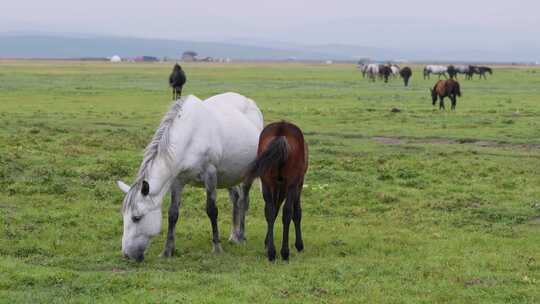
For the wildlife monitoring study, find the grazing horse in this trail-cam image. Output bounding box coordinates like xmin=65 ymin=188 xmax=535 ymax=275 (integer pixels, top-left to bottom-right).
xmin=364 ymin=63 xmax=379 ymax=82
xmin=169 ymin=63 xmax=186 ymax=100
xmin=447 ymin=65 xmax=457 ymax=79
xmin=464 ymin=66 xmax=474 ymax=80
xmin=379 ymin=65 xmax=392 ymax=83
xmin=423 ymin=65 xmax=448 ymax=79
xmin=448 ymin=65 xmax=470 ymax=79
xmin=399 ymin=67 xmax=412 ymax=86
xmin=357 ymin=63 xmax=368 ymax=78
xmin=477 ymin=66 xmax=493 ymax=79
xmin=116 ymin=92 xmax=263 ymax=262
xmin=244 ymin=121 xmax=308 ymax=261
xmin=390 ymin=64 xmax=400 ymax=78
xmin=430 ymin=79 xmax=462 ymax=110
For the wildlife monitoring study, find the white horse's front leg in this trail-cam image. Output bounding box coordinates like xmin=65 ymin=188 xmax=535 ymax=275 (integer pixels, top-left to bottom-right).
xmin=162 ymin=178 xmax=183 ymax=257
xmin=204 ymin=165 xmax=222 ymax=253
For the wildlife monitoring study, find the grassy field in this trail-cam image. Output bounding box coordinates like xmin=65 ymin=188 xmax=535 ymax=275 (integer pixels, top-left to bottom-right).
xmin=1 ymin=60 xmax=540 ymax=303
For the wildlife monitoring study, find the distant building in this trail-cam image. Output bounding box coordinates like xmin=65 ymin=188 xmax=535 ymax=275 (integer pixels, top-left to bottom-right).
xmin=325 ymin=60 xmax=333 ymax=64
xmin=134 ymin=56 xmax=158 ymax=62
xmin=182 ymin=51 xmax=198 ymax=62
xmin=110 ymin=55 xmax=122 ymax=63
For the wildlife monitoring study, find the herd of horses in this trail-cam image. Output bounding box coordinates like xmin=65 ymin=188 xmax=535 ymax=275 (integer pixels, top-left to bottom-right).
xmin=424 ymin=64 xmax=493 ymax=80
xmin=358 ymin=63 xmax=413 ymax=86
xmin=358 ymin=62 xmax=494 ymax=111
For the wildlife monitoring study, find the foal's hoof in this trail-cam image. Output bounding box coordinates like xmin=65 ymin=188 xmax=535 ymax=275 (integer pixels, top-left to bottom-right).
xmin=267 ymin=248 xmax=276 ymax=262
xmin=212 ymin=243 xmax=223 ymax=254
xmin=295 ymin=241 xmax=304 ymax=252
xmin=281 ymin=248 xmax=290 ymax=261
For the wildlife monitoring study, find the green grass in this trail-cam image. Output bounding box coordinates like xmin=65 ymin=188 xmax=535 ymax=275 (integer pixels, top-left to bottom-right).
xmin=1 ymin=60 xmax=540 ymax=303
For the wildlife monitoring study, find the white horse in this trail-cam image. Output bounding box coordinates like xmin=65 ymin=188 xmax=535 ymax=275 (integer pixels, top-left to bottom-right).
xmin=454 ymin=65 xmax=470 ymax=74
xmin=357 ymin=63 xmax=368 ymax=78
xmin=116 ymin=92 xmax=263 ymax=261
xmin=423 ymin=65 xmax=448 ymax=79
xmin=364 ymin=63 xmax=379 ymax=82
xmin=390 ymin=65 xmax=400 ymax=79
xmin=454 ymin=65 xmax=471 ymax=79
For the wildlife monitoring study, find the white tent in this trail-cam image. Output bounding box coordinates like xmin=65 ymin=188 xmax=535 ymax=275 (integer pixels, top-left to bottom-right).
xmin=110 ymin=55 xmax=122 ymax=63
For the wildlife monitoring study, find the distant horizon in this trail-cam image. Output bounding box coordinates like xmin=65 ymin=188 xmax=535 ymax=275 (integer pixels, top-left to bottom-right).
xmin=0 ymin=31 xmax=539 ymax=63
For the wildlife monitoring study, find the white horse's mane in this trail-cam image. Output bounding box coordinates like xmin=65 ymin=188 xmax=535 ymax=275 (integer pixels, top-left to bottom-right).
xmin=123 ymin=97 xmax=187 ymax=211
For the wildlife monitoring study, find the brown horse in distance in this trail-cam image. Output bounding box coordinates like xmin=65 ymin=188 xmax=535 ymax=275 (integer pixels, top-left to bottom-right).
xmin=431 ymin=79 xmax=462 ymax=110
xmin=244 ymin=121 xmax=308 ymax=261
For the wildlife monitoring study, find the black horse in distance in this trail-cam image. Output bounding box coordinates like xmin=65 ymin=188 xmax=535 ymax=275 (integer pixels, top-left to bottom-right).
xmin=169 ymin=63 xmax=187 ymax=100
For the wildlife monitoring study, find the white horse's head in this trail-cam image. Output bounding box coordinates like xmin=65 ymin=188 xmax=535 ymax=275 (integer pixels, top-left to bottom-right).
xmin=117 ymin=180 xmax=162 ymax=262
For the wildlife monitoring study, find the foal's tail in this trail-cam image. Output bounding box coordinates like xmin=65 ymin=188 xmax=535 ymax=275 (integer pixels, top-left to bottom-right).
xmin=245 ymin=136 xmax=289 ymax=183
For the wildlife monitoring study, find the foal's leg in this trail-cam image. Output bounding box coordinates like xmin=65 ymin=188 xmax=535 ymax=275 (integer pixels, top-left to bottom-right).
xmin=162 ymin=179 xmax=183 ymax=257
xmin=292 ymin=183 xmax=304 ymax=252
xmin=204 ymin=166 xmax=222 ymax=253
xmin=439 ymin=96 xmax=445 ymax=110
xmin=451 ymin=95 xmax=457 ymax=111
xmin=281 ymin=185 xmax=298 ymax=260
xmin=262 ymin=184 xmax=278 ymax=261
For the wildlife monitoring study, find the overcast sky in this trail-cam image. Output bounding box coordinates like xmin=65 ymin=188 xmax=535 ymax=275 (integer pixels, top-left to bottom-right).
xmin=2 ymin=0 xmax=539 ymax=50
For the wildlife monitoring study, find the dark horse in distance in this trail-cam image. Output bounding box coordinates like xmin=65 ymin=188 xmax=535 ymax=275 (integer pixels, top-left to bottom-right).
xmin=400 ymin=67 xmax=412 ymax=86
xmin=476 ymin=66 xmax=493 ymax=80
xmin=431 ymin=79 xmax=462 ymax=110
xmin=245 ymin=121 xmax=308 ymax=261
xmin=379 ymin=65 xmax=392 ymax=83
xmin=169 ymin=63 xmax=186 ymax=100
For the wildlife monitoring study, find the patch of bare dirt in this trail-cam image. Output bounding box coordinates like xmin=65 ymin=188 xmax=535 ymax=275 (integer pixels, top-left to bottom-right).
xmin=372 ymin=137 xmax=405 ymax=145
xmin=303 ymin=131 xmax=540 ymax=150
xmin=416 ymin=138 xmax=456 ymax=145
xmin=372 ymin=136 xmax=540 ymax=150
xmin=464 ymin=278 xmax=483 ymax=287
xmin=529 ymin=216 xmax=540 ymax=223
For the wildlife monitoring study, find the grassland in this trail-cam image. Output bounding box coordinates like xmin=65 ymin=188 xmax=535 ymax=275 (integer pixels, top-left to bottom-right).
xmin=1 ymin=60 xmax=540 ymax=303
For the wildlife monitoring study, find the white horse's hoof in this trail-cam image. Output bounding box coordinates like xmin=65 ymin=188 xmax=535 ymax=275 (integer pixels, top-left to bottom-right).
xmin=228 ymin=232 xmax=246 ymax=244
